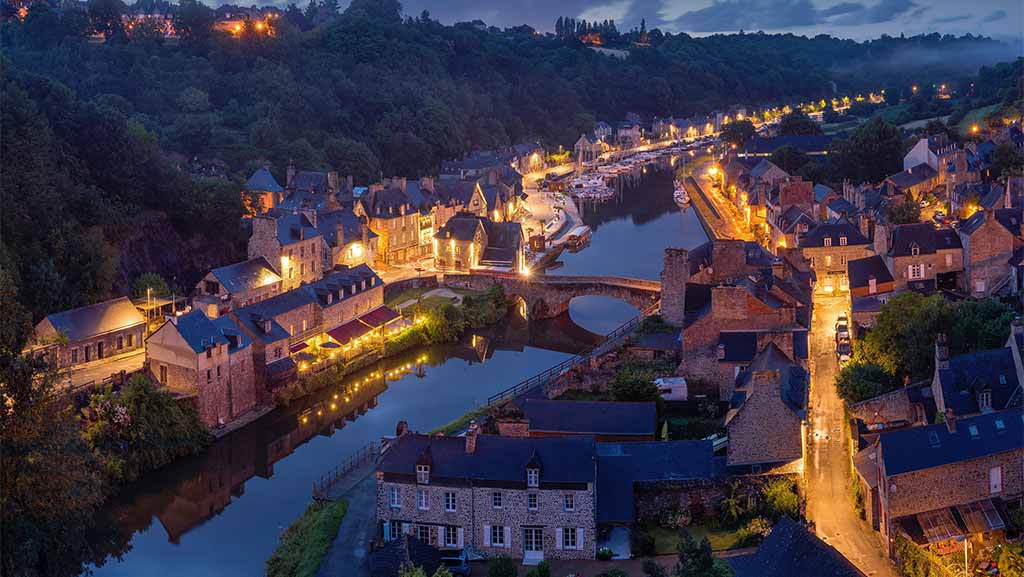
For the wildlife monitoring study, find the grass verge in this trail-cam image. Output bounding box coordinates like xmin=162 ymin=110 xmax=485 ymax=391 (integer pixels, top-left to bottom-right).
xmin=430 ymin=406 xmax=488 ymax=435
xmin=266 ymin=500 xmax=349 ymax=577
xmin=644 ymin=525 xmax=745 ymax=554
xmin=957 ymin=104 xmax=1000 ymax=136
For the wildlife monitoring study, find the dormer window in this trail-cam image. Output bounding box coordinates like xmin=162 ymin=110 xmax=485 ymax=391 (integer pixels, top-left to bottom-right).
xmin=416 ymin=464 xmax=430 ymax=484
xmin=979 ymin=390 xmax=992 ymax=412
xmin=910 ymin=244 xmax=920 ymax=257
xmin=527 ymin=468 xmax=539 ymax=488
xmin=823 ymin=237 xmax=832 ymax=247
xmin=839 ymin=236 xmax=847 ymax=246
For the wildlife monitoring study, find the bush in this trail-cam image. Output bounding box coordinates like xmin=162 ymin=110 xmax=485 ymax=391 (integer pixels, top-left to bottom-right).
xmin=524 ymin=561 xmax=550 ymax=577
xmin=266 ymin=500 xmax=348 ymax=577
xmin=762 ymin=478 xmax=800 ymax=520
xmin=610 ymin=369 xmax=660 ymax=402
xmin=596 ymin=547 xmax=615 ymax=561
xmin=735 ymin=517 xmax=772 ymax=547
xmin=487 ymin=555 xmax=517 ymax=577
xmin=642 ymin=558 xmax=667 ymax=577
xmin=631 ymin=528 xmax=656 ymax=557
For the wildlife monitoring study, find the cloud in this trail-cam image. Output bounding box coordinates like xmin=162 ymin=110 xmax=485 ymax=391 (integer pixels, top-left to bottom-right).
xmin=670 ymin=0 xmax=822 ymax=33
xmin=820 ymin=2 xmax=863 ymax=17
xmin=932 ymin=14 xmax=970 ymax=23
xmin=831 ymin=0 xmax=917 ymax=25
xmin=578 ymin=0 xmax=633 ymax=23
xmin=982 ymin=10 xmax=1007 ymax=23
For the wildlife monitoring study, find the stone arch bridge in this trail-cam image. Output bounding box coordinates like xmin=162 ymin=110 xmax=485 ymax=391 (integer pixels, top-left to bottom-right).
xmin=443 ymin=272 xmax=662 ymax=319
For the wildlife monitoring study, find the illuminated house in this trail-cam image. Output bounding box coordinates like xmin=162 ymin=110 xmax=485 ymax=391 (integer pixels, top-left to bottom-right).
xmin=243 ymin=168 xmax=285 ymax=215
xmin=248 ymin=209 xmax=322 ymax=291
xmin=433 ymin=213 xmax=525 ymax=273
xmin=28 ymin=297 xmax=146 ymax=369
xmin=355 ymin=177 xmax=439 ymax=266
xmin=193 ymin=256 xmax=284 ymax=318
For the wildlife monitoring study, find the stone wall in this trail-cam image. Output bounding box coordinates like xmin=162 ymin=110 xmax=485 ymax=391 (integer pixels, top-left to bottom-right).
xmin=848 ymin=388 xmax=916 ymax=426
xmin=247 ymin=216 xmax=281 ymax=271
xmin=321 ymin=285 xmax=385 ymax=329
xmin=726 ymin=370 xmax=803 ymax=467
xmin=960 ymin=213 xmax=1015 ymax=296
xmin=46 ymin=325 xmax=145 ymax=370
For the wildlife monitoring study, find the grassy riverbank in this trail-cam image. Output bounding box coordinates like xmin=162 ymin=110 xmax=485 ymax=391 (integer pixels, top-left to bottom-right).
xmin=266 ymin=500 xmax=349 ymax=577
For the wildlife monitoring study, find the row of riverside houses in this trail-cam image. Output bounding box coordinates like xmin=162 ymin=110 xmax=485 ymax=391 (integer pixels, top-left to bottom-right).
xmin=22 ymin=144 xmax=539 ymax=429
xmin=367 ymin=247 xmax=859 ymax=574
xmin=573 ymin=107 xmax=752 ymax=163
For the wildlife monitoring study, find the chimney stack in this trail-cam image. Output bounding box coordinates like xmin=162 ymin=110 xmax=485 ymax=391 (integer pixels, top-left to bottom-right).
xmin=287 ymin=159 xmax=296 ymax=187
xmin=465 ymin=420 xmax=479 ymax=454
xmin=935 ymin=333 xmax=949 ymax=370
xmin=396 ymin=420 xmax=409 ymax=437
xmin=945 ymin=408 xmax=956 ymax=433
xmin=327 ymin=171 xmax=340 ymax=194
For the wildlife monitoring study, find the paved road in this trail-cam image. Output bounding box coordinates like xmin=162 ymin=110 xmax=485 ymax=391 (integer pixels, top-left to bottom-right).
xmin=804 ymin=293 xmax=897 ymax=577
xmin=68 ymin=349 xmax=145 ymax=388
xmin=315 ymin=472 xmax=377 ymax=577
xmin=690 ymin=159 xmax=754 ymax=242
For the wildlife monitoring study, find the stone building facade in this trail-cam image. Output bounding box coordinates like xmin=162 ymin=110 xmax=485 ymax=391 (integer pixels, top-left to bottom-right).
xmin=876 ymin=222 xmax=963 ymax=291
xmin=248 ymin=210 xmax=322 ymax=291
xmin=355 ymin=177 xmax=437 ymax=266
xmin=799 ymin=220 xmax=872 ymax=293
xmin=376 ymin=425 xmax=597 ymax=561
xmin=660 ymin=248 xmax=690 ymax=327
xmin=958 ymin=208 xmax=1021 ymax=297
xmin=29 ymin=296 xmax=147 ymax=369
xmin=193 ymin=256 xmax=283 ymax=318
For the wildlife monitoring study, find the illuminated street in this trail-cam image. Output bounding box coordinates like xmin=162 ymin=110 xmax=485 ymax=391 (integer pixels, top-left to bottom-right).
xmin=805 ymin=292 xmax=897 ymax=577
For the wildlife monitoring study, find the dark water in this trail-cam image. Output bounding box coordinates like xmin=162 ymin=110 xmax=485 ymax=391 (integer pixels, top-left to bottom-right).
xmin=87 ymin=163 xmax=708 ymax=577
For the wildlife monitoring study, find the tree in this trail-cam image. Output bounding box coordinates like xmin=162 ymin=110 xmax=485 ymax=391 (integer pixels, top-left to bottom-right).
xmin=87 ymin=0 xmax=126 ymax=38
xmin=999 ymin=544 xmax=1024 ymax=577
xmin=777 ymin=110 xmax=822 ymax=136
xmin=719 ymin=119 xmax=755 ymax=147
xmin=643 ymin=558 xmax=668 ymax=577
xmin=885 ymin=201 xmax=921 ymax=225
xmin=769 ymin=145 xmax=810 ymax=173
xmin=610 ymin=370 xmax=660 ymax=402
xmin=835 ymin=362 xmax=896 ymax=403
xmin=673 ymin=529 xmax=733 ymax=577
xmin=991 ymin=142 xmax=1024 ymax=180
xmin=325 ymin=137 xmax=381 ymax=185
xmin=173 ymin=0 xmax=215 ymax=47
xmin=133 ymin=272 xmax=170 ymax=299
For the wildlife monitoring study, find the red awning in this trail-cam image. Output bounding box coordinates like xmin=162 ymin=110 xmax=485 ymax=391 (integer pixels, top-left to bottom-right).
xmin=289 ymin=342 xmax=308 ymax=353
xmin=358 ymin=306 xmax=401 ymax=328
xmin=326 ymin=319 xmax=372 ymax=344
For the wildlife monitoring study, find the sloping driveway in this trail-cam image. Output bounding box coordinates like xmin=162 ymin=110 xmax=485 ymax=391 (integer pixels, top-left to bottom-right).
xmin=315 ymin=473 xmax=377 ymax=577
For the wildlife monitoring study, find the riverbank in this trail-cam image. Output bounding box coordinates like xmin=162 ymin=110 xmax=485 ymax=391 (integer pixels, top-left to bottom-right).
xmin=266 ymin=500 xmax=349 ymax=577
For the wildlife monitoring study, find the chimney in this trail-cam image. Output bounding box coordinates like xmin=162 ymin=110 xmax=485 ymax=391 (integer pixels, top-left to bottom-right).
xmin=327 ymin=171 xmax=340 ymax=194
xmin=935 ymin=333 xmax=949 ymax=370
xmin=396 ymin=420 xmax=409 ymax=436
xmin=360 ymin=219 xmax=369 ymax=246
xmin=771 ymin=257 xmax=787 ymax=282
xmin=420 ymin=176 xmax=434 ymax=192
xmin=346 ymin=175 xmax=354 ymax=192
xmin=264 ymin=319 xmax=272 ymax=334
xmin=287 ymin=159 xmax=296 ymax=187
xmin=465 ymin=420 xmax=479 ymax=454
xmin=717 ymin=343 xmax=726 ymax=360
xmin=945 ymin=408 xmax=956 ymax=433
xmin=859 ymin=215 xmax=874 ymax=242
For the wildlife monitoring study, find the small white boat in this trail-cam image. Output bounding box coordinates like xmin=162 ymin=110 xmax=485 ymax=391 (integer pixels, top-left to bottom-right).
xmin=673 ymin=180 xmax=690 ymax=206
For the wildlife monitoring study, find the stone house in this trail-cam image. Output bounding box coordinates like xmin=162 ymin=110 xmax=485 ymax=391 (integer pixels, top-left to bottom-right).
xmin=884 ymin=163 xmax=939 ymax=201
xmin=847 ymin=255 xmax=896 ymax=326
xmin=727 ymin=517 xmax=866 ymax=577
xmin=248 ymin=210 xmax=322 ymax=291
xmin=951 ymin=182 xmax=1005 ymax=217
xmin=799 ymin=218 xmax=872 ymax=293
xmin=876 ymin=222 xmax=963 ymax=292
xmin=494 ymin=399 xmax=657 ymax=442
xmin=931 ymin=334 xmax=1022 ymax=419
xmin=593 ymin=121 xmax=613 ymax=141
xmin=243 ymin=167 xmax=285 ymax=215
xmin=145 ymin=310 xmax=257 ymax=428
xmin=574 ymin=133 xmax=606 ymax=163
xmin=766 ymin=177 xmax=816 ymax=252
xmin=434 ymin=213 xmax=525 ymax=273
xmin=435 ymin=168 xmax=525 ymax=225
xmin=317 ymin=209 xmax=378 ymax=269
xmin=867 ymin=408 xmax=1022 ymax=556
xmin=355 ymin=177 xmax=439 ymax=266
xmin=957 ymin=208 xmax=1022 ymax=297
xmin=229 ymin=309 xmax=295 ymax=393
xmin=376 ymin=424 xmax=597 ymax=563
xmin=903 ymin=135 xmax=957 ymax=182
xmin=28 ymin=296 xmax=146 ymax=369
xmin=193 ymin=256 xmax=283 ymax=318
xmin=724 ymin=344 xmax=808 ymax=474
xmin=615 ymin=121 xmax=643 ymax=148
xmin=509 ymin=143 xmax=545 ymax=175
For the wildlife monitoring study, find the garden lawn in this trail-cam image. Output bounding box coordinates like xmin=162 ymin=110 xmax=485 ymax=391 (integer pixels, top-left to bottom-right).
xmin=957 ymin=104 xmax=1001 ymax=136
xmin=430 ymin=406 xmax=488 ymax=435
xmin=266 ymin=500 xmax=348 ymax=577
xmin=644 ymin=525 xmax=745 ymax=554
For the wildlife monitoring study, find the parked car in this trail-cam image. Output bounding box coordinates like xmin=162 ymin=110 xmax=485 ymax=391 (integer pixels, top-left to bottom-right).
xmin=835 ymin=314 xmax=850 ymax=339
xmin=836 ymin=337 xmax=852 ymax=365
xmin=439 ymin=550 xmax=471 ymax=577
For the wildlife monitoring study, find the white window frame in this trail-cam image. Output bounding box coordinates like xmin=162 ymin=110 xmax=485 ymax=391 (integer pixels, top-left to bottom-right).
xmin=990 ymin=466 xmax=1003 ymax=494
xmin=563 ymin=527 xmax=578 ymax=550
xmin=417 ymin=489 xmax=429 ymax=511
xmin=908 ymin=264 xmax=925 ymax=280
xmin=491 ymin=492 xmax=503 ymax=509
xmin=564 ymin=494 xmax=575 ymax=512
xmin=527 ymin=468 xmax=539 ymax=487
xmin=527 ymin=493 xmax=538 ymax=511
xmin=490 ymin=525 xmax=505 ymax=546
xmin=444 ymin=491 xmax=456 ymax=512
xmin=388 ymin=522 xmax=401 ymax=541
xmin=416 ymin=464 xmax=430 ymax=484
xmin=389 ymin=486 xmax=401 ymax=509
xmin=823 ymin=237 xmax=832 ymax=247
xmin=444 ymin=526 xmax=459 ymax=548
xmin=839 ymin=236 xmax=847 ymax=246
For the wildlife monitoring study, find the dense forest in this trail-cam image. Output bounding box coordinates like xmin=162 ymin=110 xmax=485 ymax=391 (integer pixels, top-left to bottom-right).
xmin=0 ymin=0 xmax=1019 ymax=321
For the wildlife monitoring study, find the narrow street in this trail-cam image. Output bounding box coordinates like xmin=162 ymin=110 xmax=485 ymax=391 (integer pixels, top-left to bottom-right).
xmin=805 ymin=293 xmax=896 ymax=577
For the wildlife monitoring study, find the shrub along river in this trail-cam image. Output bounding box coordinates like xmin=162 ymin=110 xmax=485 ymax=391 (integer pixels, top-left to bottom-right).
xmin=86 ymin=161 xmax=708 ymax=576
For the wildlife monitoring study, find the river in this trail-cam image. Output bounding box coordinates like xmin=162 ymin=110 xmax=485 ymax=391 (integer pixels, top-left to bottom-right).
xmin=86 ymin=160 xmax=708 ymax=577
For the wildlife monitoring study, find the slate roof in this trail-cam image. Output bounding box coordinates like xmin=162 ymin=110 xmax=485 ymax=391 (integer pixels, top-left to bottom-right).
xmin=359 ymin=182 xmax=435 ymax=218
xmin=749 ymin=159 xmax=785 ymax=180
xmin=261 ymin=209 xmax=321 ymax=246
xmin=434 ymin=180 xmax=479 ymax=206
xmin=171 ymin=310 xmax=250 ymax=354
xmin=879 ymin=408 xmax=1023 ymax=476
xmin=236 ymin=285 xmax=317 ymax=321
xmin=813 ymin=184 xmax=836 ymax=203
xmin=232 ymin=310 xmax=290 ymax=344
xmin=596 ymin=441 xmax=720 ymax=523
xmin=304 ymin=265 xmax=382 ymax=308
xmin=517 ymin=399 xmax=657 ymax=436
xmin=936 ymin=347 xmax=1022 ymax=416
xmin=210 ymin=257 xmax=281 ymax=295
xmin=317 ymin=209 xmax=376 ymax=248
xmin=378 ymin=434 xmax=596 ymax=484
xmin=245 ymin=168 xmax=284 ymax=193
xmin=732 ymin=344 xmax=808 ymax=418
xmin=368 ymin=536 xmax=442 ymax=577
xmin=718 ymin=331 xmax=758 ymax=362
xmin=959 ymin=207 xmax=1023 ymax=237
xmin=778 ymin=205 xmax=816 ymax=234
xmin=799 ymin=218 xmax=868 ymax=248
xmin=436 ymin=214 xmax=485 ymax=242
xmin=891 ymin=222 xmax=953 ymax=256
xmin=887 ymin=163 xmax=938 ymax=190
xmin=740 ymin=135 xmax=836 ymax=156
xmin=40 ymin=297 xmax=145 ymax=343
xmin=727 ymin=517 xmax=866 ymax=577
xmin=847 ymin=255 xmax=894 ymax=290
xmin=289 ymin=170 xmax=329 ymax=193
xmin=827 ymin=197 xmax=858 ymax=218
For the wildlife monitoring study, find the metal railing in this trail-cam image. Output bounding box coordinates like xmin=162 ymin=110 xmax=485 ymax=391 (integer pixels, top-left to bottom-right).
xmin=485 ymin=301 xmax=661 ymax=406
xmin=312 ymin=441 xmax=379 ymax=501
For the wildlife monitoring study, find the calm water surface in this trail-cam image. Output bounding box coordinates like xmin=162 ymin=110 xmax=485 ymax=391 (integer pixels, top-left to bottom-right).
xmin=88 ymin=163 xmax=708 ymax=577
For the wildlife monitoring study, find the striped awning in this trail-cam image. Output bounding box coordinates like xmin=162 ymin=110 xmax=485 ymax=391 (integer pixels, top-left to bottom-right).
xmin=326 ymin=319 xmax=372 ymax=344
xmin=358 ymin=306 xmax=401 ymax=328
xmin=289 ymin=342 xmax=308 ymax=353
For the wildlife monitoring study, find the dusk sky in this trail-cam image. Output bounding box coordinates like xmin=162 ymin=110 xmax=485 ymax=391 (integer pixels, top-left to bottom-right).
xmin=362 ymin=0 xmax=1023 ymax=42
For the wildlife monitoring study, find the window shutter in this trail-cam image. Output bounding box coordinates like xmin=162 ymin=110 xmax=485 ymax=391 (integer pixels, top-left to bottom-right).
xmin=504 ymin=527 xmax=511 ymax=549
xmin=383 ymin=521 xmax=391 ymax=542
xmin=457 ymin=527 xmax=464 ymax=548
xmin=402 ymin=522 xmax=411 ymax=535
xmin=907 ymin=265 xmax=913 ymax=279
xmin=578 ymin=527 xmax=585 ymax=550
xmin=483 ymin=525 xmax=491 ymax=547
xmin=556 ymin=528 xmax=563 ymax=550
xmin=437 ymin=527 xmax=445 ymax=549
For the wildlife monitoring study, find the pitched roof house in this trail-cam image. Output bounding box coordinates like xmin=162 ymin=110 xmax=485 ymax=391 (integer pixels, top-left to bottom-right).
xmin=30 ymin=296 xmax=147 ymax=369
xmin=727 ymin=517 xmax=866 ymax=577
